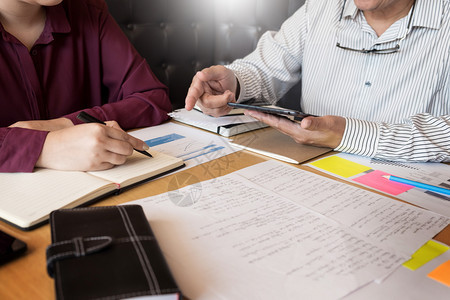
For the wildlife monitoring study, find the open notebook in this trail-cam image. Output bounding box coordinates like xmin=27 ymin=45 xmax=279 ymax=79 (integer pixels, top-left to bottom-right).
xmin=0 ymin=151 xmax=184 ymax=230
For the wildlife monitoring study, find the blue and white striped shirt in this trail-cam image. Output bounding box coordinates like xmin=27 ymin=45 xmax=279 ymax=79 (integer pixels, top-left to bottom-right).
xmin=228 ymin=0 xmax=450 ymax=162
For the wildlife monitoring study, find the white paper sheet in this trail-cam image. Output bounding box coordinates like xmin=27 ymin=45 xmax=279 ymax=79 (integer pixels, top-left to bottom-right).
xmin=127 ymin=160 xmax=449 ymax=300
xmin=344 ymin=240 xmax=450 ymax=300
xmin=130 ymin=122 xmax=239 ymax=176
xmin=238 ymin=161 xmax=449 ymax=255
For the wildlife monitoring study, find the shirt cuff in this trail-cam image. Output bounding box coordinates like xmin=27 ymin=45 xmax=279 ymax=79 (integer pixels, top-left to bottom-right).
xmin=334 ymin=117 xmax=380 ymax=157
xmin=225 ymin=66 xmax=246 ymax=103
xmin=0 ymin=128 xmax=48 ymax=172
xmin=64 ymin=111 xmax=84 ymax=125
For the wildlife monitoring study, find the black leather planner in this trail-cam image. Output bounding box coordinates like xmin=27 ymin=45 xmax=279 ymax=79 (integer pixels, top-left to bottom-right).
xmin=46 ymin=205 xmax=181 ymax=300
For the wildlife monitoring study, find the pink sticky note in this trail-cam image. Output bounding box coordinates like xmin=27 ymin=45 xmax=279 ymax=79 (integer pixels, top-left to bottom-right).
xmin=352 ymin=170 xmax=414 ymax=196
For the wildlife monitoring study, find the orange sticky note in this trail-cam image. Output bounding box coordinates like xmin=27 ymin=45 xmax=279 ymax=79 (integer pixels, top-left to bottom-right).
xmin=428 ymin=260 xmax=450 ymax=287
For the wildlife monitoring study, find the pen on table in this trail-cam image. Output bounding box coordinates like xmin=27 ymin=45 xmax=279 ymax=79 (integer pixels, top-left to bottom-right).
xmin=382 ymin=175 xmax=450 ymax=196
xmin=76 ymin=111 xmax=152 ymax=158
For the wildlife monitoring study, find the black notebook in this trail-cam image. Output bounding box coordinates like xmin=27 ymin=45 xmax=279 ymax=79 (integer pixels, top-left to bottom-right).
xmin=46 ymin=205 xmax=181 ymax=300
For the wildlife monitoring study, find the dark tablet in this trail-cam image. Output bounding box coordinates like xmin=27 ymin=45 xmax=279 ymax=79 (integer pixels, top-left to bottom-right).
xmin=228 ymin=103 xmax=316 ymax=121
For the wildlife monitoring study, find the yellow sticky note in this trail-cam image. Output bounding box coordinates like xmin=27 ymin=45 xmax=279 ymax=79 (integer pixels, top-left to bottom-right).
xmin=428 ymin=260 xmax=450 ymax=287
xmin=403 ymin=240 xmax=449 ymax=271
xmin=310 ymin=156 xmax=371 ymax=178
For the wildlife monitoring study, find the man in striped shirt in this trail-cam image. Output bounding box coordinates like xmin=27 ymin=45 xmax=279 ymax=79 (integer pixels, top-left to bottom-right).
xmin=185 ymin=0 xmax=449 ymax=162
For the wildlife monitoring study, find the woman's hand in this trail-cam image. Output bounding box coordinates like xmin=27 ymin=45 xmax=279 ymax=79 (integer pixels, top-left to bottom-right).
xmin=36 ymin=122 xmax=149 ymax=171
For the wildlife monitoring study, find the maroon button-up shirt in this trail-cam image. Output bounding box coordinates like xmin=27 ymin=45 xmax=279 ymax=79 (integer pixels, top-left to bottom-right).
xmin=0 ymin=0 xmax=171 ymax=172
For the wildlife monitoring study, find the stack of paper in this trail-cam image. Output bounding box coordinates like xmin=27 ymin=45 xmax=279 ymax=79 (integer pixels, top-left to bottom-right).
xmin=128 ymin=160 xmax=449 ymax=300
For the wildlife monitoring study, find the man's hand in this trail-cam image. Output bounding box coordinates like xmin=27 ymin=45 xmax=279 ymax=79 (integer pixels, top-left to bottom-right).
xmin=36 ymin=123 xmax=149 ymax=171
xmin=245 ymin=110 xmax=346 ymax=149
xmin=185 ymin=65 xmax=238 ymax=117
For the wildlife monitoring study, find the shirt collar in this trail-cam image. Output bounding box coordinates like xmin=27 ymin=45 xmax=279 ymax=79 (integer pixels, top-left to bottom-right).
xmin=44 ymin=3 xmax=71 ymax=35
xmin=31 ymin=3 xmax=71 ymax=45
xmin=342 ymin=0 xmax=444 ymax=30
xmin=0 ymin=3 xmax=71 ymax=44
xmin=341 ymin=0 xmax=358 ymax=20
xmin=412 ymin=0 xmax=444 ymax=30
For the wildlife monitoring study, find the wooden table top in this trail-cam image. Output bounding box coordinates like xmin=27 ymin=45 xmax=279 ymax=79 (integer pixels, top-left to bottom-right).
xmin=1 ymin=151 xmax=449 ymax=300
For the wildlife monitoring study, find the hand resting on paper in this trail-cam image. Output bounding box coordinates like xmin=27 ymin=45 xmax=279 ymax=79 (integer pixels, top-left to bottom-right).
xmin=33 ymin=122 xmax=149 ymax=171
xmin=245 ymin=110 xmax=346 ymax=149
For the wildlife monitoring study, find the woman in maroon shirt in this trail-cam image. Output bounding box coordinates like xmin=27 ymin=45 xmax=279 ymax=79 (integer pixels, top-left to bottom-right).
xmin=0 ymin=0 xmax=172 ymax=172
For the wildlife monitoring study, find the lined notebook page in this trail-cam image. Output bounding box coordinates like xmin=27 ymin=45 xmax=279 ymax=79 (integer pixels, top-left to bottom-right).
xmin=0 ymin=169 xmax=113 ymax=228
xmin=88 ymin=150 xmax=184 ymax=187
